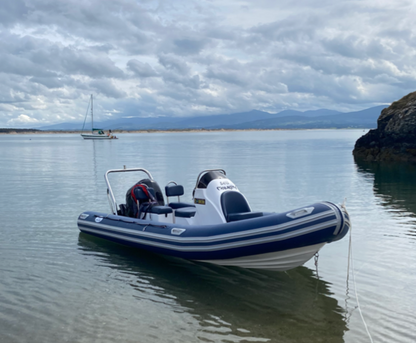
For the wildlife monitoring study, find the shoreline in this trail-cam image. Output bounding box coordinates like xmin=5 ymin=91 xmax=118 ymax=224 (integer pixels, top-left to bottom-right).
xmin=1 ymin=128 xmax=288 ymax=135
xmin=0 ymin=128 xmax=369 ymax=135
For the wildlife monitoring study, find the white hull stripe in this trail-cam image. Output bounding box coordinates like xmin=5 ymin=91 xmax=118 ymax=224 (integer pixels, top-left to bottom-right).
xmin=197 ymin=243 xmax=326 ymax=270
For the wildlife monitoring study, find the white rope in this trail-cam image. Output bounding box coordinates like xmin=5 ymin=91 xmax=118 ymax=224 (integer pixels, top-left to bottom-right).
xmin=347 ymin=225 xmax=374 ymax=343
xmin=314 ymin=252 xmax=320 ymax=280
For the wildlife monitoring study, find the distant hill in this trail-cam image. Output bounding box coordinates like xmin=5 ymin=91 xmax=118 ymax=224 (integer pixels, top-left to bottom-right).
xmin=38 ymin=105 xmax=387 ymax=131
xmin=218 ymin=106 xmax=386 ymax=130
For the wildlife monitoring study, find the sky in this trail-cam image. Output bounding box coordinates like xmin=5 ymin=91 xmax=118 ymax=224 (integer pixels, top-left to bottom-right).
xmin=1 ymin=0 xmax=416 ymax=128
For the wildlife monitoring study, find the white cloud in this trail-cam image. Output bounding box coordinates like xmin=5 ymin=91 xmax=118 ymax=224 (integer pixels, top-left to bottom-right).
xmin=7 ymin=114 xmax=40 ymax=126
xmin=0 ymin=0 xmax=416 ymax=127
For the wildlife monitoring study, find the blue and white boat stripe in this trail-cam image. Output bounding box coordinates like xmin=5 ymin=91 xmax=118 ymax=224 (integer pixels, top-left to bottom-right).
xmin=78 ymin=208 xmax=336 ymax=243
xmin=78 ymin=213 xmax=339 ymax=252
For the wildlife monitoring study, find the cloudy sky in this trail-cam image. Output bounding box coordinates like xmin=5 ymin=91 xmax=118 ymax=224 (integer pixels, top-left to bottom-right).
xmin=1 ymin=0 xmax=415 ymax=127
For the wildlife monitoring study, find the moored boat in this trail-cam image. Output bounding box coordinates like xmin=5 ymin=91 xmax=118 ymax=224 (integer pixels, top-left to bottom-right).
xmin=77 ymin=168 xmax=351 ymax=271
xmin=80 ymin=94 xmax=117 ymax=139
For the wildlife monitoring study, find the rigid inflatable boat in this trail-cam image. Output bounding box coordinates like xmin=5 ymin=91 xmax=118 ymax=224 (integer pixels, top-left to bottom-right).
xmin=77 ymin=168 xmax=351 ymax=271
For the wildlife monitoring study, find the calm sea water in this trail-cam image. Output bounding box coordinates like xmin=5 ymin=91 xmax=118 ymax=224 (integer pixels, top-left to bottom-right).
xmin=0 ymin=130 xmax=415 ymax=343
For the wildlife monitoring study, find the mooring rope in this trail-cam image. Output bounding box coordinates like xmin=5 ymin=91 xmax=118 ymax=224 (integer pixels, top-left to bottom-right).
xmin=314 ymin=252 xmax=320 ymax=280
xmin=347 ymin=224 xmax=374 ymax=343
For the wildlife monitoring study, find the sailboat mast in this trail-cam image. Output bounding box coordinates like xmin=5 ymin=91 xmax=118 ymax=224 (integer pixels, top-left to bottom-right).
xmin=91 ymin=94 xmax=93 ymax=129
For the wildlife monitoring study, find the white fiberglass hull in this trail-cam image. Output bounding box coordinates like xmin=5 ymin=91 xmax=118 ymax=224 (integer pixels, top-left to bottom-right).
xmin=81 ymin=134 xmax=115 ymax=140
xmin=197 ymin=243 xmax=325 ymax=271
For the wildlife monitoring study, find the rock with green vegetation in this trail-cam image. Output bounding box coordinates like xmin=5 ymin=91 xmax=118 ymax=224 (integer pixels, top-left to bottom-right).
xmin=353 ymin=91 xmax=416 ymax=162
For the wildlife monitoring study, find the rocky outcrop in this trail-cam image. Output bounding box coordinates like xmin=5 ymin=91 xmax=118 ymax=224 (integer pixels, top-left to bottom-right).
xmin=353 ymin=91 xmax=416 ymax=162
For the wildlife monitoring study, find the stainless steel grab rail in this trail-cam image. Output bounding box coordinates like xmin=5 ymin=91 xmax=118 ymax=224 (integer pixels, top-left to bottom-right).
xmin=105 ymin=167 xmax=153 ymax=215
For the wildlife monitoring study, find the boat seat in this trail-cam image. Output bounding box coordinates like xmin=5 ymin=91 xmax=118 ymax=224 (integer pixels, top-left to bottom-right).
xmin=175 ymin=207 xmax=196 ymax=218
xmin=149 ymin=206 xmax=173 ymax=215
xmin=169 ymin=202 xmax=195 ymax=209
xmin=221 ymin=191 xmax=263 ymax=222
xmin=165 ymin=184 xmax=195 ymax=209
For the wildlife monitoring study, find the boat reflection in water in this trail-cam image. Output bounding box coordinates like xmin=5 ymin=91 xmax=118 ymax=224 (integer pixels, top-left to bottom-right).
xmin=355 ymin=159 xmax=416 ymax=239
xmin=78 ymin=233 xmax=348 ymax=343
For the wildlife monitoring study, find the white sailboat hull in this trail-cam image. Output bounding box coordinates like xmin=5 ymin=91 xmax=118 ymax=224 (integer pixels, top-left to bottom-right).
xmin=81 ymin=133 xmax=115 ymax=140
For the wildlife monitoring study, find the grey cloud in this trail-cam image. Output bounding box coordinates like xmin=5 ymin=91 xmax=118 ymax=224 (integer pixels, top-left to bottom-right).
xmin=172 ymin=38 xmax=209 ymax=55
xmin=0 ymin=0 xmax=28 ymax=27
xmin=321 ymin=35 xmax=388 ymax=60
xmin=204 ymin=59 xmax=251 ymax=86
xmin=30 ymin=76 xmax=67 ymax=89
xmin=159 ymin=70 xmax=202 ymax=90
xmin=60 ymin=47 xmax=125 ymax=79
xmin=127 ymin=59 xmax=158 ymax=78
xmin=94 ymin=43 xmax=115 ymax=53
xmin=205 ymin=67 xmax=248 ymax=87
xmin=205 ymin=27 xmax=238 ymax=41
xmin=89 ymin=79 xmax=126 ymax=99
xmin=0 ymin=76 xmax=30 ymax=104
xmin=0 ymin=32 xmax=124 ymax=80
xmin=30 ymin=1 xmax=159 ymax=52
xmin=158 ymin=54 xmax=190 ymax=75
xmin=247 ymin=12 xmax=322 ymax=47
xmin=0 ymin=53 xmax=56 ymax=78
xmin=1 ymin=0 xmax=416 ymax=127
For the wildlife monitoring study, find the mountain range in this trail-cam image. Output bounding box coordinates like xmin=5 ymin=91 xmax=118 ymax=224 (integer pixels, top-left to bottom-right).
xmin=39 ymin=105 xmax=387 ymax=131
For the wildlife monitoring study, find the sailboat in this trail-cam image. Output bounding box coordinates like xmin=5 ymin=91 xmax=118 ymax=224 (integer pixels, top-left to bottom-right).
xmin=80 ymin=94 xmax=117 ymax=140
